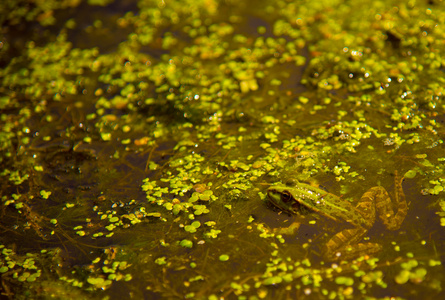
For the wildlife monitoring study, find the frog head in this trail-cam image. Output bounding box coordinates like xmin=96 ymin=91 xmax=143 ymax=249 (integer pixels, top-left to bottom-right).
xmin=267 ymin=183 xmax=349 ymax=222
xmin=267 ymin=186 xmax=305 ymax=215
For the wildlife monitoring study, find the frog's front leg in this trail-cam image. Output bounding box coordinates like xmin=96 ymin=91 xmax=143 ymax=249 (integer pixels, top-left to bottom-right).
xmin=274 ymin=222 xmax=300 ymax=235
xmin=323 ymin=227 xmax=382 ymax=261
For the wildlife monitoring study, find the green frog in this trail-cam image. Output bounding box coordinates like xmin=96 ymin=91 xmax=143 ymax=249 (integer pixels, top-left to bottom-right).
xmin=267 ymin=173 xmax=408 ymax=261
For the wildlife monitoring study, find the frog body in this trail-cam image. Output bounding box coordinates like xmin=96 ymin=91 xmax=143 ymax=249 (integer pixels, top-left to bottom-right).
xmin=267 ymin=173 xmax=408 ymax=261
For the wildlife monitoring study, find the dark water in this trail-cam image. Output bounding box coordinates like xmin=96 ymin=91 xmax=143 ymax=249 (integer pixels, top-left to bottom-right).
xmin=1 ymin=0 xmax=445 ymax=299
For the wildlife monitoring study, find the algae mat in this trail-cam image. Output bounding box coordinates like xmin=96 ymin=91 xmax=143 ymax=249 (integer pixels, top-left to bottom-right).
xmin=1 ymin=0 xmax=445 ymax=299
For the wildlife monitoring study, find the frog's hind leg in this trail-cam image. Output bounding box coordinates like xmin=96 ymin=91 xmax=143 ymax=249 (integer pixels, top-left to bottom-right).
xmin=375 ymin=171 xmax=408 ymax=230
xmin=323 ymin=227 xmax=382 ymax=261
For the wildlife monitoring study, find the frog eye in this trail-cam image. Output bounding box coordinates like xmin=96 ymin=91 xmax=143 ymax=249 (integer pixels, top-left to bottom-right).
xmin=280 ymin=191 xmax=293 ymax=203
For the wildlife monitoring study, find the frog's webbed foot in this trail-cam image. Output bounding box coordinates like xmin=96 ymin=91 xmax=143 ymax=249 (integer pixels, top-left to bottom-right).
xmin=323 ymin=227 xmax=382 ymax=261
xmin=324 ymin=242 xmax=383 ymax=261
xmin=273 ymin=222 xmax=300 ymax=235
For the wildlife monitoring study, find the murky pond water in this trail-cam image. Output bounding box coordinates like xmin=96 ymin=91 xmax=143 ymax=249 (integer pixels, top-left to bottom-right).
xmin=1 ymin=0 xmax=445 ymax=299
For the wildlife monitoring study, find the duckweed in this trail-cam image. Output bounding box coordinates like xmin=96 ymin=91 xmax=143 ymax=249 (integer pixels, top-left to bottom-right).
xmin=1 ymin=0 xmax=445 ymax=298
xmin=219 ymin=254 xmax=230 ymax=262
xmin=180 ymin=239 xmax=193 ymax=248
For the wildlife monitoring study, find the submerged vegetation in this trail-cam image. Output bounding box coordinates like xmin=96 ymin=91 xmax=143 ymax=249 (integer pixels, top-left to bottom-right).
xmin=1 ymin=0 xmax=445 ymax=298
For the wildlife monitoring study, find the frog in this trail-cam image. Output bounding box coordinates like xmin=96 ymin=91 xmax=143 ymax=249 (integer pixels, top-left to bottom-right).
xmin=267 ymin=172 xmax=408 ymax=261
